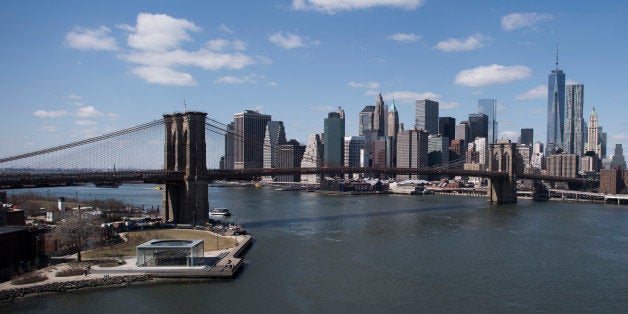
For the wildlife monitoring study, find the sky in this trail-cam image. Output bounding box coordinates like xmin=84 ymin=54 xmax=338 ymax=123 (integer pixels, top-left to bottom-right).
xmin=1 ymin=0 xmax=627 ymax=159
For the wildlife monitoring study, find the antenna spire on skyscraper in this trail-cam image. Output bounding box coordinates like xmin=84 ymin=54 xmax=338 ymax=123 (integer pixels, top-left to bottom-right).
xmin=555 ymin=42 xmax=559 ymax=70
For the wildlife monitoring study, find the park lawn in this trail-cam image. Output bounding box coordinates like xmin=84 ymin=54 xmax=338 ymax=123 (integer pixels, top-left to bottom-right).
xmin=83 ymin=229 xmax=237 ymax=258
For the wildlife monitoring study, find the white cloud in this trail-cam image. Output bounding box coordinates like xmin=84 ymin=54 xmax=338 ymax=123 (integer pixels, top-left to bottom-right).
xmin=516 ymin=85 xmax=547 ymax=100
xmin=499 ymin=130 xmax=518 ymax=139
xmin=268 ymin=32 xmax=319 ymax=49
xmin=65 ymin=94 xmax=84 ymax=106
xmin=454 ymin=64 xmax=532 ymax=87
xmin=435 ymin=33 xmax=490 ymax=52
xmin=348 ymin=81 xmax=380 ymax=89
xmin=382 ymin=91 xmax=440 ymax=104
xmin=75 ymin=106 xmax=104 ymax=117
xmin=206 ymin=39 xmax=246 ymax=51
xmin=127 ymin=13 xmax=200 ymax=51
xmin=269 ymin=81 xmax=278 ymax=87
xmin=440 ymin=101 xmax=460 ymax=109
xmin=365 ymin=90 xmax=379 ymax=96
xmin=214 ymin=74 xmax=263 ymax=84
xmin=254 ymin=105 xmax=264 ymax=113
xmin=501 ymin=13 xmax=553 ymax=31
xmin=293 ymin=0 xmax=425 ymax=14
xmin=64 ymin=26 xmax=119 ymax=51
xmin=33 ymin=110 xmax=70 ymax=119
xmin=107 ymin=112 xmax=120 ymax=119
xmin=75 ymin=120 xmax=99 ymax=126
xmin=131 ymin=66 xmax=196 ymax=86
xmin=219 ymin=23 xmax=234 ymax=34
xmin=388 ymin=33 xmax=421 ymax=43
xmin=37 ymin=125 xmax=56 ymax=132
xmin=125 ymin=49 xmax=256 ymax=71
xmin=566 ymin=79 xmax=578 ymax=85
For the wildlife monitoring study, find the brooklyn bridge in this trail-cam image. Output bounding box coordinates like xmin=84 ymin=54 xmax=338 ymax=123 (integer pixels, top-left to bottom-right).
xmin=0 ymin=111 xmax=593 ymax=224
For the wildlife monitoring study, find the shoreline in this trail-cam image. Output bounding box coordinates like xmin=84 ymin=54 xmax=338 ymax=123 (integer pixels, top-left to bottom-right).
xmin=0 ymin=234 xmax=252 ymax=305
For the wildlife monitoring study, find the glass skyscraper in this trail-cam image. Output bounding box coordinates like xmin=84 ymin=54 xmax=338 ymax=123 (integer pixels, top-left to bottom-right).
xmin=564 ymin=84 xmax=584 ymax=155
xmin=478 ymin=99 xmax=497 ymax=143
xmin=324 ymin=107 xmax=345 ymax=167
xmin=415 ymin=99 xmax=439 ymax=135
xmin=546 ymin=59 xmax=566 ymax=155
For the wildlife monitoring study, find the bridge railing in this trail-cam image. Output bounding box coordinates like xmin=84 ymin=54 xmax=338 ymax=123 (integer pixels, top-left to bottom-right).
xmin=0 ymin=170 xmax=185 ymax=188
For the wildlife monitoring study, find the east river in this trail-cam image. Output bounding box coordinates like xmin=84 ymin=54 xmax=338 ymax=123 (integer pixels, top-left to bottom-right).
xmin=3 ymin=184 xmax=627 ymax=313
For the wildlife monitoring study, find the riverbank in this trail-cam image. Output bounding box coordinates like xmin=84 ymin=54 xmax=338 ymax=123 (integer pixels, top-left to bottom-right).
xmin=0 ymin=234 xmax=252 ymax=305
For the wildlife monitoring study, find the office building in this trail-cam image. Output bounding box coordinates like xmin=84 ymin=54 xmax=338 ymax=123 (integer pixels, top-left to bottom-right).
xmin=546 ymin=51 xmax=566 ymax=155
xmin=396 ymin=128 xmax=428 ymax=180
xmin=468 ymin=113 xmax=488 ymax=142
xmin=449 ymin=139 xmax=465 ymax=163
xmin=428 ymin=135 xmax=449 ymax=167
xmin=276 ymin=140 xmax=306 ymax=182
xmin=564 ymin=84 xmax=585 ymax=155
xmin=586 ymin=107 xmax=602 ymax=159
xmin=478 ymin=99 xmax=497 ymax=143
xmin=263 ymin=121 xmax=287 ymax=169
xmin=415 ymin=99 xmax=439 ymax=134
xmin=324 ymin=108 xmax=345 ymax=167
xmin=222 ymin=122 xmax=235 ymax=169
xmin=233 ymin=110 xmax=271 ymax=169
xmin=300 ymin=134 xmax=324 ymax=184
xmin=599 ymin=169 xmax=628 ymax=194
xmin=358 ymin=105 xmax=375 ymax=136
xmin=387 ymin=100 xmax=400 ymax=167
xmin=455 ymin=121 xmax=470 ymax=143
xmin=547 ymin=154 xmax=579 ymax=178
xmin=609 ymin=144 xmax=627 ymax=169
xmin=438 ymin=117 xmax=456 ymax=146
xmin=520 ymin=128 xmax=533 ymax=146
xmin=344 ymin=136 xmax=366 ymax=167
xmin=373 ymin=93 xmax=387 ymax=137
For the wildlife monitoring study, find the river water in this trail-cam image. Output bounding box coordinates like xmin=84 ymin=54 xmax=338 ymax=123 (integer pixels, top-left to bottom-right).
xmin=4 ymin=184 xmax=627 ymax=312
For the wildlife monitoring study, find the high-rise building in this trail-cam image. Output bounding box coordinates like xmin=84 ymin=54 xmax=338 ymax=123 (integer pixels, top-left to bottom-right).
xmin=468 ymin=113 xmax=488 ymax=142
xmin=438 ymin=117 xmax=456 ymax=146
xmin=222 ymin=122 xmax=235 ymax=169
xmin=474 ymin=137 xmax=487 ymax=166
xmin=358 ymin=105 xmax=375 ymax=136
xmin=546 ymin=49 xmax=566 ymax=155
xmin=586 ymin=107 xmax=601 ymax=159
xmin=428 ymin=135 xmax=449 ymax=167
xmin=601 ymin=131 xmax=607 ymax=158
xmin=396 ymin=128 xmax=428 ymax=180
xmin=263 ymin=121 xmax=287 ymax=169
xmin=276 ymin=139 xmax=306 ymax=182
xmin=373 ymin=93 xmax=387 ymax=137
xmin=415 ymin=99 xmax=439 ymax=134
xmin=449 ymin=139 xmax=465 ymax=163
xmin=609 ymin=144 xmax=626 ymax=169
xmin=564 ymin=84 xmax=585 ymax=155
xmin=233 ymin=110 xmax=271 ymax=169
xmin=478 ymin=99 xmax=497 ymax=143
xmin=547 ymin=154 xmax=579 ymax=178
xmin=455 ymin=121 xmax=470 ymax=143
xmin=324 ymin=107 xmax=345 ymax=167
xmin=387 ymin=100 xmax=400 ymax=167
xmin=300 ymin=134 xmax=324 ymax=184
xmin=344 ymin=136 xmax=366 ymax=167
xmin=520 ymin=128 xmax=533 ymax=146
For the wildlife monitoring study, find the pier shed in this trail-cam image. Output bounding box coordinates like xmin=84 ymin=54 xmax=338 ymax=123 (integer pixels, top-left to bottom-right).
xmin=136 ymin=239 xmax=204 ymax=267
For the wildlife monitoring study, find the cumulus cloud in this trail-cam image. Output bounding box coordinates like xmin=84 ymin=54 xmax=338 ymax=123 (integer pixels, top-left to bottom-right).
xmin=64 ymin=26 xmax=119 ymax=51
xmin=388 ymin=33 xmax=421 ymax=43
xmin=126 ymin=13 xmax=200 ymax=51
xmin=75 ymin=120 xmax=99 ymax=126
xmin=268 ymin=32 xmax=319 ymax=49
xmin=37 ymin=125 xmax=57 ymax=132
xmin=348 ymin=81 xmax=380 ymax=89
xmin=132 ymin=66 xmax=196 ymax=86
xmin=516 ymin=85 xmax=547 ymax=100
xmin=435 ymin=33 xmax=490 ymax=52
xmin=454 ymin=64 xmax=532 ymax=87
xmin=33 ymin=110 xmax=70 ymax=119
xmin=382 ymin=91 xmax=440 ymax=104
xmin=206 ymin=39 xmax=246 ymax=51
xmin=501 ymin=13 xmax=553 ymax=31
xmin=214 ymin=74 xmax=263 ymax=84
xmin=75 ymin=106 xmax=104 ymax=117
xmin=293 ymin=0 xmax=425 ymax=14
xmin=219 ymin=23 xmax=234 ymax=34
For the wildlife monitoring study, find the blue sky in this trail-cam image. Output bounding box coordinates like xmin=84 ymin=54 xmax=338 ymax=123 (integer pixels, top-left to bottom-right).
xmin=1 ymin=0 xmax=627 ymax=158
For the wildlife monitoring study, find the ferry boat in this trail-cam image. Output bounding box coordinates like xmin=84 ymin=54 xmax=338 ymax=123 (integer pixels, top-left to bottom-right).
xmin=209 ymin=207 xmax=231 ymax=216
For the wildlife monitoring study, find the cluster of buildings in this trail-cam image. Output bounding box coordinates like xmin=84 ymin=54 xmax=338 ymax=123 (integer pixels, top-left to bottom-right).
xmin=219 ymin=53 xmax=626 ymax=194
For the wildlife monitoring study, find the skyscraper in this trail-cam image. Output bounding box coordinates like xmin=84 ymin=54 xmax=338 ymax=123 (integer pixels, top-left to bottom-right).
xmin=438 ymin=117 xmax=456 ymax=146
xmin=455 ymin=121 xmax=470 ymax=143
xmin=300 ymin=134 xmax=324 ymax=184
xmin=520 ymin=128 xmax=533 ymax=146
xmin=564 ymin=84 xmax=584 ymax=155
xmin=344 ymin=136 xmax=366 ymax=167
xmin=373 ymin=93 xmax=386 ymax=137
xmin=586 ymin=107 xmax=601 ymax=159
xmin=387 ymin=100 xmax=400 ymax=167
xmin=358 ymin=105 xmax=375 ymax=136
xmin=324 ymin=107 xmax=345 ymax=167
xmin=478 ymin=99 xmax=497 ymax=143
xmin=468 ymin=113 xmax=488 ymax=142
xmin=276 ymin=139 xmax=306 ymax=182
xmin=396 ymin=128 xmax=428 ymax=180
xmin=233 ymin=110 xmax=271 ymax=169
xmin=546 ymin=48 xmax=566 ymax=155
xmin=415 ymin=99 xmax=439 ymax=134
xmin=262 ymin=121 xmax=287 ymax=169
xmin=222 ymin=122 xmax=235 ymax=169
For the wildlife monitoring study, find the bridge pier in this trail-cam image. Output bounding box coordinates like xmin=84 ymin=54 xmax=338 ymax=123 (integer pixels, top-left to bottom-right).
xmin=487 ymin=139 xmax=518 ymax=203
xmin=162 ymin=112 xmax=208 ymax=225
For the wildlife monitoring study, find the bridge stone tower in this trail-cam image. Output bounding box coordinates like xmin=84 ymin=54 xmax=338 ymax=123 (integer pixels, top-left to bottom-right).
xmin=487 ymin=139 xmax=518 ymax=203
xmin=162 ymin=112 xmax=208 ymax=224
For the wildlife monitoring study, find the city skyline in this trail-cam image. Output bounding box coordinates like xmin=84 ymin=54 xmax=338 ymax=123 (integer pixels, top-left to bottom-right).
xmin=1 ymin=1 xmax=627 ymax=157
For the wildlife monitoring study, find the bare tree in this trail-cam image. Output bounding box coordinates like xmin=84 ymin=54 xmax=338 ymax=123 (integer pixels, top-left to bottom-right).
xmin=52 ymin=210 xmax=101 ymax=261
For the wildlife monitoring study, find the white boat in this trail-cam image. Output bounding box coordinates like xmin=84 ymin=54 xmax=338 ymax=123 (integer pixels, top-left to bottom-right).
xmin=209 ymin=207 xmax=231 ymax=216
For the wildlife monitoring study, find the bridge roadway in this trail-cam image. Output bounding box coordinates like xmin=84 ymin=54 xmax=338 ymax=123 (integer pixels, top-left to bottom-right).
xmin=0 ymin=167 xmax=592 ymax=188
